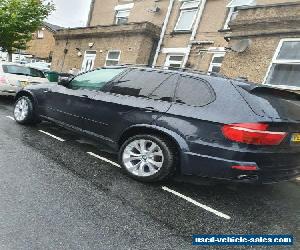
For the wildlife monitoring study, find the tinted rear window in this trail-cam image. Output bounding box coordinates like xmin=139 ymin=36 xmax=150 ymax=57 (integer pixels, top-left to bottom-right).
xmin=109 ymin=69 xmax=170 ymax=98
xmin=175 ymin=76 xmax=215 ymax=106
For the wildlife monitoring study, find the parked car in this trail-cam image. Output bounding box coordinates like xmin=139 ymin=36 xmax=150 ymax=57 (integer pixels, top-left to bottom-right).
xmin=0 ymin=63 xmax=49 ymax=96
xmin=13 ymin=66 xmax=300 ymax=184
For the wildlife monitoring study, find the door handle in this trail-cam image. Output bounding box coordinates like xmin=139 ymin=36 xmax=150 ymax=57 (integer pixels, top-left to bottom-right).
xmin=143 ymin=107 xmax=159 ymax=112
xmin=81 ymin=95 xmax=89 ymax=98
xmin=43 ymin=90 xmax=50 ymax=93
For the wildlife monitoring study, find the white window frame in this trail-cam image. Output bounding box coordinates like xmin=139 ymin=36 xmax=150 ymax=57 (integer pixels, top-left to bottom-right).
xmin=37 ymin=30 xmax=44 ymax=39
xmin=223 ymin=7 xmax=236 ymax=30
xmin=174 ymin=1 xmax=200 ymax=31
xmin=164 ymin=54 xmax=185 ymax=69
xmin=105 ymin=50 xmax=121 ymax=66
xmin=115 ymin=10 xmax=131 ymax=25
xmin=223 ymin=0 xmax=256 ymax=30
xmin=263 ymin=38 xmax=300 ymax=90
xmin=114 ymin=3 xmax=134 ymax=25
xmin=208 ymin=52 xmax=226 ymax=74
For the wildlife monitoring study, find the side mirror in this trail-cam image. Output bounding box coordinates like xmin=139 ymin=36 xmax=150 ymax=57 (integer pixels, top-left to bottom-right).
xmin=58 ymin=78 xmax=70 ymax=87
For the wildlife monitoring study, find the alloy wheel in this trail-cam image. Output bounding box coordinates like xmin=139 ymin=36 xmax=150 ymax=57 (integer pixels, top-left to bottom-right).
xmin=14 ymin=98 xmax=29 ymax=122
xmin=122 ymin=139 xmax=164 ymax=177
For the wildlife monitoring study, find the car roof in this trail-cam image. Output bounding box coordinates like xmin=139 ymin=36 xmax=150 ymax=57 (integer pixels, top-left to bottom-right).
xmin=102 ymin=65 xmax=231 ymax=83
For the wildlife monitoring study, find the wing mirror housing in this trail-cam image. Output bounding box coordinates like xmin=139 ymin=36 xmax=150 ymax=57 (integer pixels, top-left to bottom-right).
xmin=58 ymin=78 xmax=70 ymax=87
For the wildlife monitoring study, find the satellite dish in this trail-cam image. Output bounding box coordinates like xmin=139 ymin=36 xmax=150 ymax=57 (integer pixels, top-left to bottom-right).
xmin=231 ymin=39 xmax=252 ymax=53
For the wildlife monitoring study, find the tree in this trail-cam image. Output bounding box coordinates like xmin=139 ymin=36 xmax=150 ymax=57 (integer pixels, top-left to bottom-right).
xmin=0 ymin=0 xmax=55 ymax=61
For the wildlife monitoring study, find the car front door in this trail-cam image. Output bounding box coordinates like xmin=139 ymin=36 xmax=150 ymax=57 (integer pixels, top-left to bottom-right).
xmin=41 ymin=68 xmax=126 ymax=129
xmin=80 ymin=69 xmax=179 ymax=144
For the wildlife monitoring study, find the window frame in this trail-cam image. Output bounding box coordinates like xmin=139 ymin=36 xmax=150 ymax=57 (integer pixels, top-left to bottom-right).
xmin=223 ymin=7 xmax=236 ymax=30
xmin=174 ymin=1 xmax=200 ymax=31
xmin=263 ymin=38 xmax=300 ymax=90
xmin=115 ymin=9 xmax=130 ymax=25
xmin=68 ymin=68 xmax=126 ymax=92
xmin=174 ymin=75 xmax=216 ymax=107
xmin=223 ymin=0 xmax=256 ymax=30
xmin=106 ymin=69 xmax=174 ymax=100
xmin=208 ymin=52 xmax=226 ymax=74
xmin=105 ymin=50 xmax=121 ymax=67
xmin=37 ymin=30 xmax=44 ymax=39
xmin=164 ymin=54 xmax=185 ymax=69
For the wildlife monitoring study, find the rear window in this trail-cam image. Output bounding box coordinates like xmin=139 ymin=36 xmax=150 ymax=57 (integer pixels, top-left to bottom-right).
xmin=2 ymin=65 xmax=45 ymax=78
xmin=175 ymin=76 xmax=215 ymax=106
xmin=109 ymin=69 xmax=170 ymax=98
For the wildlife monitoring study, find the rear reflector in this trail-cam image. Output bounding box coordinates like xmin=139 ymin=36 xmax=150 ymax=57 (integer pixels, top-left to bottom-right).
xmin=231 ymin=165 xmax=257 ymax=171
xmin=222 ymin=123 xmax=287 ymax=146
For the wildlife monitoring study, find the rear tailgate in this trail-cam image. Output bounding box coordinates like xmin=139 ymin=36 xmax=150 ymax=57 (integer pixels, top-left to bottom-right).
xmin=234 ymin=84 xmax=300 ymax=122
xmin=234 ymin=83 xmax=300 ymax=148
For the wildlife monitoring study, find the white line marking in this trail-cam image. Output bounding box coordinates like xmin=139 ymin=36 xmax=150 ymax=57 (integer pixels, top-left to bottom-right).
xmin=87 ymin=152 xmax=121 ymax=168
xmin=38 ymin=130 xmax=65 ymax=142
xmin=162 ymin=186 xmax=231 ymax=220
xmin=6 ymin=116 xmax=15 ymax=121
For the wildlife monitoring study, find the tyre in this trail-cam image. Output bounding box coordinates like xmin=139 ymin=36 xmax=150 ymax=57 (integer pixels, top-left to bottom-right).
xmin=14 ymin=96 xmax=40 ymax=125
xmin=119 ymin=134 xmax=177 ymax=182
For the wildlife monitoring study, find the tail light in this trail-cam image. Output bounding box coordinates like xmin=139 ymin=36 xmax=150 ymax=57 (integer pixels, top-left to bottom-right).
xmin=0 ymin=76 xmax=7 ymax=84
xmin=222 ymin=123 xmax=287 ymax=146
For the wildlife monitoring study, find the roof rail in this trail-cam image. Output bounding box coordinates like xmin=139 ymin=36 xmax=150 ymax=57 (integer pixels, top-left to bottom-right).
xmin=103 ymin=64 xmax=230 ymax=80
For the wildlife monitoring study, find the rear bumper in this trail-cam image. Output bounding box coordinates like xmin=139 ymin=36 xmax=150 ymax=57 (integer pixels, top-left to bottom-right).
xmin=0 ymin=86 xmax=18 ymax=96
xmin=182 ymin=151 xmax=300 ymax=184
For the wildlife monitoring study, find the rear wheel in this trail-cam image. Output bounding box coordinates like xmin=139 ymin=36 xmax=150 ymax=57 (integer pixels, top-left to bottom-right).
xmin=14 ymin=96 xmax=40 ymax=125
xmin=119 ymin=134 xmax=177 ymax=182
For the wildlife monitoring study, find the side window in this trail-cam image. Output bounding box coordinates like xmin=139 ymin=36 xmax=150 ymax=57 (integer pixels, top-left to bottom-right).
xmin=109 ymin=69 xmax=170 ymax=98
xmin=29 ymin=68 xmax=45 ymax=78
xmin=149 ymin=74 xmax=179 ymax=102
xmin=175 ymin=76 xmax=214 ymax=106
xmin=69 ymin=68 xmax=125 ymax=91
xmin=2 ymin=65 xmax=30 ymax=76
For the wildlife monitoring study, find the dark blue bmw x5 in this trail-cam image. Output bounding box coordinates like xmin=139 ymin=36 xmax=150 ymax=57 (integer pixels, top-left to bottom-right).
xmin=13 ymin=66 xmax=300 ymax=184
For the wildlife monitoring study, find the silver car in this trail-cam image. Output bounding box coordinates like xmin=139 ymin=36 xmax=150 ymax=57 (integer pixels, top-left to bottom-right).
xmin=0 ymin=62 xmax=49 ymax=96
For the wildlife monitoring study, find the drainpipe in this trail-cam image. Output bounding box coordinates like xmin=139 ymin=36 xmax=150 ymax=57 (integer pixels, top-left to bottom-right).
xmin=182 ymin=0 xmax=207 ymax=68
xmin=87 ymin=0 xmax=96 ymax=27
xmin=152 ymin=0 xmax=175 ymax=68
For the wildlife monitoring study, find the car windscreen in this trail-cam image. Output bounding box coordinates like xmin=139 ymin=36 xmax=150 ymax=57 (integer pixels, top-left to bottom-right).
xmin=2 ymin=65 xmax=45 ymax=78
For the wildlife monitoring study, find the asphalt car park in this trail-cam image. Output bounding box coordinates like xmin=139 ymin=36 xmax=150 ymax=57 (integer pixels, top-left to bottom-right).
xmin=0 ymin=97 xmax=299 ymax=249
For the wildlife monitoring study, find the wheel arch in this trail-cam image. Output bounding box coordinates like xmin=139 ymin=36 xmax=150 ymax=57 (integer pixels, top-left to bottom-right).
xmin=118 ymin=124 xmax=190 ymax=173
xmin=15 ymin=90 xmax=37 ymax=105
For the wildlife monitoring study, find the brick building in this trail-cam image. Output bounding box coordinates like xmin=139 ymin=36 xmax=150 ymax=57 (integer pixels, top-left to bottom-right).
xmin=51 ymin=0 xmax=300 ymax=91
xmin=220 ymin=1 xmax=300 ymax=90
xmin=26 ymin=22 xmax=62 ymax=62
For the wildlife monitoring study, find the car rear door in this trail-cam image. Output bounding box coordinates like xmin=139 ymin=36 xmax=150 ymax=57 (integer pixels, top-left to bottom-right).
xmin=80 ymin=69 xmax=179 ymax=143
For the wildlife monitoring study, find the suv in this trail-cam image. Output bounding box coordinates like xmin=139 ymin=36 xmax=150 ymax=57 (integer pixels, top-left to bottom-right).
xmin=0 ymin=62 xmax=48 ymax=96
xmin=13 ymin=66 xmax=300 ymax=184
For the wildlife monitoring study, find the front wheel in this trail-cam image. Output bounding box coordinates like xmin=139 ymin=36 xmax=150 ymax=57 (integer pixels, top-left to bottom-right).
xmin=14 ymin=96 xmax=40 ymax=125
xmin=119 ymin=134 xmax=177 ymax=182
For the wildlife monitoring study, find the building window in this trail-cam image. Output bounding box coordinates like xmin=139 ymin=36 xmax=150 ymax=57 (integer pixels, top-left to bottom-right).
xmin=208 ymin=52 xmax=225 ymax=74
xmin=264 ymin=39 xmax=300 ymax=89
xmin=174 ymin=1 xmax=200 ymax=31
xmin=115 ymin=10 xmax=130 ymax=25
xmin=37 ymin=30 xmax=44 ymax=39
xmin=164 ymin=54 xmax=184 ymax=69
xmin=224 ymin=0 xmax=256 ymax=30
xmin=106 ymin=51 xmax=121 ymax=66
xmin=114 ymin=3 xmax=134 ymax=25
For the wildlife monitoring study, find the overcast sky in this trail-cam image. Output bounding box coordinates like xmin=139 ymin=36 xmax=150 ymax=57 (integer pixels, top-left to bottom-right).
xmin=46 ymin=0 xmax=92 ymax=28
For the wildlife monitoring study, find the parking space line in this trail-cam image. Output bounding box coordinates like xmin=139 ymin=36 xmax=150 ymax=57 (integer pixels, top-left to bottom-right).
xmin=5 ymin=116 xmax=15 ymax=121
xmin=162 ymin=186 xmax=231 ymax=220
xmin=87 ymin=152 xmax=121 ymax=168
xmin=38 ymin=130 xmax=65 ymax=142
